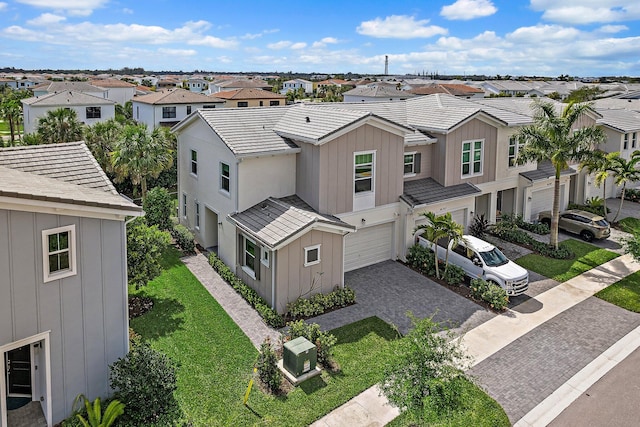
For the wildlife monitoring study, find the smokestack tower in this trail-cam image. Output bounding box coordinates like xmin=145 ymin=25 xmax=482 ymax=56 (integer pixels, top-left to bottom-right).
xmin=384 ymin=55 xmax=389 ymax=75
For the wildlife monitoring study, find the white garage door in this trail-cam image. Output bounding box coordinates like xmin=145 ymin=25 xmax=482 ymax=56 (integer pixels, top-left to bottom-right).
xmin=415 ymin=209 xmax=467 ymax=231
xmin=344 ymin=222 xmax=393 ymax=272
xmin=531 ymin=186 xmax=564 ymax=221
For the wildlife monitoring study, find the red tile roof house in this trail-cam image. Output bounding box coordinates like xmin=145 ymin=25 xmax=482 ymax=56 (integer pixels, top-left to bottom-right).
xmin=173 ymin=95 xmax=602 ymax=314
xmin=0 ymin=142 xmax=142 ymax=426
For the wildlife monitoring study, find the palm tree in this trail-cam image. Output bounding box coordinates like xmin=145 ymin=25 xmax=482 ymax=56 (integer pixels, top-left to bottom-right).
xmin=414 ymin=212 xmax=448 ymax=279
xmin=111 ymin=124 xmax=173 ymax=200
xmin=0 ymin=97 xmax=21 ymax=146
xmin=84 ymin=119 xmax=123 ymax=174
xmin=36 ymin=107 xmax=83 ymax=144
xmin=579 ymin=149 xmax=616 ymax=218
xmin=439 ymin=212 xmax=465 ymax=276
xmin=609 ymin=150 xmax=640 ymax=223
xmin=516 ymin=101 xmax=606 ymax=249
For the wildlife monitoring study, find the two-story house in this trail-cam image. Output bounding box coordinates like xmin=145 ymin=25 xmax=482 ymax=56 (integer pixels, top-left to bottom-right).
xmin=213 ymin=88 xmax=287 ymax=108
xmin=131 ymin=88 xmax=224 ymax=129
xmin=21 ymin=91 xmax=116 ymax=134
xmin=280 ymin=79 xmax=313 ymax=96
xmin=31 ymin=82 xmax=107 ymax=99
xmin=175 ymin=95 xmax=601 ymax=314
xmin=90 ymin=79 xmax=137 ymax=105
xmin=0 ymin=142 xmax=142 ymax=426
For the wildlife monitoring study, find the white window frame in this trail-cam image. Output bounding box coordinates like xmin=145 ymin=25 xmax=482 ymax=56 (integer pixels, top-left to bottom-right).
xmin=42 ymin=225 xmax=77 ymax=283
xmin=623 ymin=133 xmax=629 ymax=150
xmin=182 ymin=193 xmax=187 ymax=218
xmin=508 ymin=136 xmax=525 ymax=168
xmin=304 ymin=244 xmax=321 ymax=267
xmin=190 ymin=149 xmax=198 ymax=177
xmin=195 ymin=201 xmax=200 ymax=229
xmin=261 ymin=248 xmax=270 ymax=267
xmin=404 ymin=152 xmax=417 ymax=177
xmin=632 ymin=132 xmax=637 ymax=149
xmin=354 ymin=151 xmax=375 ymax=195
xmin=242 ymin=237 xmax=257 ymax=278
xmin=461 ymin=139 xmax=484 ymax=178
xmin=220 ymin=162 xmax=230 ymax=194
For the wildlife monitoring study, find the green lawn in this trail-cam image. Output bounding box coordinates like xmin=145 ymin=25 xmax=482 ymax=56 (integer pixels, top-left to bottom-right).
xmin=515 ymin=239 xmax=619 ymax=283
xmin=130 ymin=247 xmax=509 ymax=426
xmin=618 ymin=217 xmax=640 ymax=234
xmin=596 ymin=271 xmax=640 ymax=312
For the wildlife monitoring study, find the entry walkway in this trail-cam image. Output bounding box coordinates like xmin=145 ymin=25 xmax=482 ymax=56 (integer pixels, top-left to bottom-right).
xmin=312 ymin=253 xmax=640 ymax=427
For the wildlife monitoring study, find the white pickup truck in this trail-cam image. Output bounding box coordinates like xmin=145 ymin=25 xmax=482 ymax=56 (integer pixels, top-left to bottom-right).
xmin=416 ymin=234 xmax=529 ymax=296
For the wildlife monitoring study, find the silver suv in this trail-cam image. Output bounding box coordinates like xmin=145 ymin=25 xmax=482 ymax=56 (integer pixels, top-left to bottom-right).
xmin=538 ymin=209 xmax=610 ymax=242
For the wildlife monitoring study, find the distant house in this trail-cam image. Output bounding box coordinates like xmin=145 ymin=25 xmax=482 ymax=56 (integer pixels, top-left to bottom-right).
xmin=314 ymin=79 xmax=355 ymax=92
xmin=280 ymin=79 xmax=313 ymax=96
xmin=210 ymin=79 xmax=272 ymax=94
xmin=90 ymin=78 xmax=137 ymax=105
xmin=213 ymin=88 xmax=286 ymax=108
xmin=185 ymin=78 xmax=209 ymax=93
xmin=131 ymin=88 xmax=224 ymax=128
xmin=21 ymin=91 xmax=116 ymax=134
xmin=408 ymin=83 xmax=485 ymax=99
xmin=343 ymin=85 xmax=416 ymax=103
xmin=0 ymin=142 xmax=142 ymax=427
xmin=31 ymin=82 xmax=107 ymax=99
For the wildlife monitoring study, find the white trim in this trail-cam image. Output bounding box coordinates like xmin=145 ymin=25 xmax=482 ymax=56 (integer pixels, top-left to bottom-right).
xmin=182 ymin=193 xmax=187 ymax=219
xmin=0 ymin=198 xmax=142 ymax=221
xmin=42 ymin=225 xmax=77 ymax=283
xmin=461 ymin=139 xmax=484 ymax=178
xmin=353 ymin=150 xmax=376 ymax=211
xmin=403 ymin=151 xmax=417 ymax=176
xmin=261 ymin=248 xmax=270 ymax=268
xmin=304 ymin=244 xmax=321 ymax=267
xmin=219 ymin=162 xmax=231 ymax=195
xmin=242 ymin=236 xmax=257 ymax=278
xmin=190 ymin=149 xmax=198 ymax=177
xmin=194 ymin=201 xmax=200 ymax=230
xmin=1 ymin=331 xmax=52 ymax=427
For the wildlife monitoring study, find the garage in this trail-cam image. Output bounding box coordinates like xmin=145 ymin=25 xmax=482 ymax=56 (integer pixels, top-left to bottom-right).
xmin=344 ymin=222 xmax=393 ymax=272
xmin=530 ymin=186 xmax=564 ymax=221
xmin=415 ymin=208 xmax=468 ymax=231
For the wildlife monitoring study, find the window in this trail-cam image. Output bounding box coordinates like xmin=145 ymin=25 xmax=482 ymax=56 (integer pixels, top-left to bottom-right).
xmin=190 ymin=150 xmax=198 ymax=176
xmin=259 ymin=101 xmax=264 ymax=106
xmin=162 ymin=106 xmax=176 ymax=118
xmin=508 ymin=136 xmax=525 ymax=167
xmin=203 ymin=105 xmax=216 ymax=109
xmin=633 ymin=132 xmax=637 ymax=149
xmin=354 ymin=152 xmax=374 ymax=193
xmin=186 ymin=105 xmax=192 ymax=115
xmin=182 ymin=193 xmax=187 ymax=218
xmin=86 ymin=106 xmax=101 ymax=119
xmin=404 ymin=152 xmax=421 ymax=176
xmin=42 ymin=225 xmax=76 ymax=282
xmin=462 ymin=140 xmax=483 ymax=177
xmin=244 ymin=238 xmax=257 ymax=274
xmin=238 ymin=101 xmax=248 ymax=107
xmin=220 ymin=162 xmax=230 ymax=193
xmin=270 ymin=100 xmax=280 ymax=106
xmin=624 ymin=133 xmax=629 ymax=150
xmin=261 ymin=248 xmax=270 ymax=267
xmin=195 ymin=202 xmax=200 ymax=229
xmin=304 ymin=244 xmax=321 ymax=267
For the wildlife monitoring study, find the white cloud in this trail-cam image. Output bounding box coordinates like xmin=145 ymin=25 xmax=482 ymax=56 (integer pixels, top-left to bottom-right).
xmin=122 ymin=8 xmax=133 ymax=14
xmin=157 ymin=48 xmax=197 ymax=56
xmin=27 ymin=13 xmax=66 ymax=26
xmin=530 ymin=1 xmax=640 ymax=24
xmin=0 ymin=2 xmax=7 ymax=11
xmin=291 ymin=42 xmax=307 ymax=49
xmin=217 ymin=55 xmax=233 ymax=64
xmin=598 ymin=24 xmax=628 ymax=33
xmin=312 ymin=36 xmax=340 ymax=48
xmin=241 ymin=29 xmax=279 ymax=40
xmin=356 ymin=15 xmax=448 ymax=39
xmin=267 ymin=41 xmax=292 ymax=49
xmin=16 ymin=0 xmax=108 ymax=16
xmin=189 ymin=35 xmax=238 ymax=49
xmin=441 ymin=0 xmax=497 ymax=20
xmin=507 ymin=24 xmax=581 ymax=44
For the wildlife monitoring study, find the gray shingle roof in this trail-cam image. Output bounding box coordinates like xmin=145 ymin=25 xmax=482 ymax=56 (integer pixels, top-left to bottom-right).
xmin=596 ymin=108 xmax=640 ymax=132
xmin=0 ymin=141 xmax=117 ymax=193
xmin=229 ymin=195 xmax=354 ymax=248
xmin=22 ymin=91 xmax=116 ymax=106
xmin=519 ymin=161 xmax=577 ymax=182
xmin=401 ymin=177 xmax=481 ymax=207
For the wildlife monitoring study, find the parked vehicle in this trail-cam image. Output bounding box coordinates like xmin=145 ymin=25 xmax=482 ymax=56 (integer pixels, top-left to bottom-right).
xmin=538 ymin=209 xmax=610 ymax=242
xmin=416 ymin=234 xmax=529 ymax=296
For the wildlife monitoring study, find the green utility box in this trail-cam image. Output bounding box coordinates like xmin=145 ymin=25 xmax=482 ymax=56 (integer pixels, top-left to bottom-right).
xmin=283 ymin=337 xmax=317 ymax=377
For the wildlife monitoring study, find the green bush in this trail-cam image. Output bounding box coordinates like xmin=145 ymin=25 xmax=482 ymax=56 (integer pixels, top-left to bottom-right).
xmin=256 ymin=338 xmax=282 ymax=394
xmin=208 ymin=252 xmax=284 ymax=328
xmin=492 ymin=226 xmax=573 ymax=259
xmin=286 ymin=320 xmax=337 ymax=365
xmin=470 ymin=279 xmax=509 ymax=310
xmin=469 ymin=214 xmax=489 ymax=238
xmin=501 ymin=213 xmax=549 ymax=235
xmin=143 ymin=187 xmax=173 ymax=231
xmin=568 ymin=202 xmax=607 ymax=216
xmin=443 ymin=264 xmax=465 ymax=286
xmin=171 ymin=224 xmax=195 ymax=254
xmin=623 ymin=188 xmax=640 ymax=202
xmin=407 ymin=244 xmax=436 ymax=276
xmin=286 ymin=286 xmax=356 ymax=320
xmin=109 ymin=341 xmax=181 ymax=426
xmin=127 ymin=218 xmax=171 ymax=289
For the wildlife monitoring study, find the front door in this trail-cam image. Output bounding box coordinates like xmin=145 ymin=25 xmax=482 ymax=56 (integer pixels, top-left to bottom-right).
xmin=6 ymin=346 xmax=31 ymax=397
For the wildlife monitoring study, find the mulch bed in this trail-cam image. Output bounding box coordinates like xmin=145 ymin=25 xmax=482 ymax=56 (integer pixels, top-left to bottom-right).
xmin=128 ymin=295 xmax=154 ymax=319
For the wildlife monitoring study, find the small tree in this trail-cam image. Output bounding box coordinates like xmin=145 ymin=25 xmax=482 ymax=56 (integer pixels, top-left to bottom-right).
xmin=126 ymin=217 xmax=171 ymax=289
xmin=623 ymin=231 xmax=640 ymax=262
xmin=609 ymin=150 xmax=640 ymax=223
xmin=380 ymin=313 xmax=471 ymax=421
xmin=143 ymin=187 xmax=173 ymax=231
xmin=414 ymin=212 xmax=447 ymax=279
xmin=256 ymin=337 xmax=282 ymax=394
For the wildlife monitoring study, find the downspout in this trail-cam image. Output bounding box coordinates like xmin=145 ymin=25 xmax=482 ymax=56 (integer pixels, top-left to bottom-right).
xmin=271 ymin=250 xmax=277 ymax=311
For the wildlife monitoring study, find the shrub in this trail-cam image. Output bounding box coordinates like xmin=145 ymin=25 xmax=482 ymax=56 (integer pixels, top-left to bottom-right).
xmin=470 ymin=278 xmax=509 ymax=311
xmin=127 ymin=218 xmax=171 ymax=289
xmin=171 ymin=224 xmax=196 ymax=254
xmin=208 ymin=252 xmax=284 ymax=328
xmin=407 ymin=244 xmax=436 ymax=276
xmin=286 ymin=286 xmax=356 ymax=320
xmin=469 ymin=214 xmax=489 ymax=238
xmin=623 ymin=188 xmax=640 ymax=202
xmin=256 ymin=338 xmax=282 ymax=394
xmin=109 ymin=341 xmax=181 ymax=426
xmin=568 ymin=202 xmax=607 ymax=216
xmin=491 ymin=226 xmax=573 ymax=259
xmin=143 ymin=187 xmax=173 ymax=231
xmin=443 ymin=264 xmax=465 ymax=286
xmin=286 ymin=320 xmax=337 ymax=365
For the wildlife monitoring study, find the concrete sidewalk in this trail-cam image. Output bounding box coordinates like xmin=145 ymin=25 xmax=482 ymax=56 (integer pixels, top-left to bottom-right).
xmin=312 ymin=254 xmax=640 ymax=427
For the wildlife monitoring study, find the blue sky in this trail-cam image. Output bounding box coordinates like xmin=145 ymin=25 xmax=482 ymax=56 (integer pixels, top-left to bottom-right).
xmin=0 ymin=0 xmax=639 ymax=76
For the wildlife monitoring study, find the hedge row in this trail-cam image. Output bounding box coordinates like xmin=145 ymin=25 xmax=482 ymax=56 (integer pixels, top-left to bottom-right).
xmin=492 ymin=227 xmax=573 ymax=259
xmin=286 ymin=287 xmax=356 ymax=320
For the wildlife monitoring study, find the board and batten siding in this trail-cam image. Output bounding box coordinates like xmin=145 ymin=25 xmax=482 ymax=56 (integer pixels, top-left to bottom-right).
xmin=297 ymin=124 xmax=404 ymax=215
xmin=403 ymin=144 xmax=433 ymax=182
xmin=0 ymin=209 xmax=128 ymax=424
xmin=274 ymin=230 xmax=343 ymax=314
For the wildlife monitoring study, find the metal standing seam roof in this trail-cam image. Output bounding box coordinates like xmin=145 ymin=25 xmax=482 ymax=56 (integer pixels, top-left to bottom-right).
xmin=401 ymin=177 xmax=481 ymax=207
xmin=519 ymin=161 xmax=577 ymax=182
xmin=229 ymin=195 xmax=354 ymax=248
xmin=596 ymin=108 xmax=640 ymax=132
xmin=22 ymin=91 xmax=116 ymax=106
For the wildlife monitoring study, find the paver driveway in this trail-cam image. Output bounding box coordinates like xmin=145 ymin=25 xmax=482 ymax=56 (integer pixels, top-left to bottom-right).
xmin=307 ymin=260 xmax=496 ymax=335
